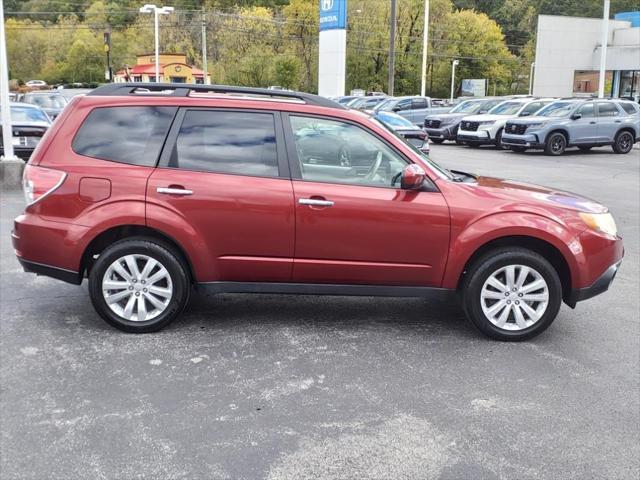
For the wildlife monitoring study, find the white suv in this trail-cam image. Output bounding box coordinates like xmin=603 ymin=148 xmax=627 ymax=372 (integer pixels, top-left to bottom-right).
xmin=457 ymin=98 xmax=554 ymax=148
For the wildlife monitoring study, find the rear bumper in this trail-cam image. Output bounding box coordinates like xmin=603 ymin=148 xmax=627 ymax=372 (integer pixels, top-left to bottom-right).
xmin=17 ymin=257 xmax=82 ymax=285
xmin=567 ymin=261 xmax=621 ymax=307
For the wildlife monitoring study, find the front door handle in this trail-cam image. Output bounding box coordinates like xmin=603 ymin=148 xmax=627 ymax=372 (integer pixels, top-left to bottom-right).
xmin=157 ymin=187 xmax=193 ymax=196
xmin=614 ymin=120 xmax=622 ymax=123
xmin=299 ymin=198 xmax=334 ymax=207
xmin=589 ymin=121 xmax=596 ymax=124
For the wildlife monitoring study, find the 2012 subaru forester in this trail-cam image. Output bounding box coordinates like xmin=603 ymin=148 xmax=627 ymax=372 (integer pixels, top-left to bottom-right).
xmin=12 ymin=83 xmax=624 ymax=341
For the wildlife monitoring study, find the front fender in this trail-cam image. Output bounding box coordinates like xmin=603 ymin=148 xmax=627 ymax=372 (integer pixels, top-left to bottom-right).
xmin=442 ymin=211 xmax=584 ymax=289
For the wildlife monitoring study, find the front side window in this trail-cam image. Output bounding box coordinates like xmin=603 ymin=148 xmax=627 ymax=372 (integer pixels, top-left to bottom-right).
xmin=289 ymin=115 xmax=408 ymax=188
xmin=72 ymin=106 xmax=176 ymax=166
xmin=169 ymin=110 xmax=278 ymax=177
xmin=412 ymin=98 xmax=428 ymax=109
xmin=597 ymin=102 xmax=620 ymax=117
xmin=576 ymin=102 xmax=595 ymax=117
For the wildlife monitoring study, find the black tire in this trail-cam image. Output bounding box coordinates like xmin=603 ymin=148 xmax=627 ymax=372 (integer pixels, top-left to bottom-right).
xmin=455 ymin=138 xmax=464 ymax=145
xmin=578 ymin=146 xmax=592 ymax=152
xmin=510 ymin=146 xmax=527 ymax=153
xmin=461 ymin=247 xmax=562 ymax=341
xmin=431 ymin=138 xmax=445 ymax=144
xmin=544 ymin=132 xmax=567 ymax=156
xmin=612 ymin=130 xmax=634 ymax=154
xmin=495 ymin=129 xmax=506 ymax=150
xmin=89 ymin=238 xmax=191 ymax=333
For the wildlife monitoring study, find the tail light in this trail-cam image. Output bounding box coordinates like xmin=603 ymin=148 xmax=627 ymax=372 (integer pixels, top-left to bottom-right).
xmin=22 ymin=164 xmax=67 ymax=206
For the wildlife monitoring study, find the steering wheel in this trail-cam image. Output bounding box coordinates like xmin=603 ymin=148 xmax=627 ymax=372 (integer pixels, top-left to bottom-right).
xmin=364 ymin=151 xmax=383 ymax=182
xmin=391 ymin=171 xmax=402 ymax=186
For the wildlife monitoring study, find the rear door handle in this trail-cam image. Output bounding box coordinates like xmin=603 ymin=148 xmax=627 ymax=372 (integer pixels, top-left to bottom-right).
xmin=589 ymin=121 xmax=596 ymax=124
xmin=157 ymin=187 xmax=193 ymax=196
xmin=299 ymin=198 xmax=334 ymax=207
xmin=614 ymin=120 xmax=622 ymax=123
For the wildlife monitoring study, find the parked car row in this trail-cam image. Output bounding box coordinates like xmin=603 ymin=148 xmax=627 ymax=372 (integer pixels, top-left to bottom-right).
xmin=425 ymin=97 xmax=639 ymax=156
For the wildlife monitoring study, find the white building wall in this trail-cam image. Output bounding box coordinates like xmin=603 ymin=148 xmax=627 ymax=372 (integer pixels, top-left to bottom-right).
xmin=533 ymin=15 xmax=633 ymax=97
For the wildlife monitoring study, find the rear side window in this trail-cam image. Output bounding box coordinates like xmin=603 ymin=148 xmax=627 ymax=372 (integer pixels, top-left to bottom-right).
xmin=72 ymin=106 xmax=176 ymax=166
xmin=618 ymin=102 xmax=638 ymax=115
xmin=597 ymin=103 xmax=620 ymax=117
xmin=169 ymin=110 xmax=278 ymax=177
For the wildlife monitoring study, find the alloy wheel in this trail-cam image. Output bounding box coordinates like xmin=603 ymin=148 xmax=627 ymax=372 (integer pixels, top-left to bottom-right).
xmin=102 ymin=254 xmax=173 ymax=322
xmin=618 ymin=132 xmax=633 ymax=153
xmin=480 ymin=264 xmax=549 ymax=331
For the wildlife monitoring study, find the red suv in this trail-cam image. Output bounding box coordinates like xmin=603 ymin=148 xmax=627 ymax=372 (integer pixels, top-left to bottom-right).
xmin=12 ymin=84 xmax=623 ymax=340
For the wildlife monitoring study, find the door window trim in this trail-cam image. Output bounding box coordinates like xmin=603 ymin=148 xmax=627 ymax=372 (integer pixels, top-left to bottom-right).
xmin=157 ymin=107 xmax=291 ymax=180
xmin=280 ymin=112 xmax=438 ymax=192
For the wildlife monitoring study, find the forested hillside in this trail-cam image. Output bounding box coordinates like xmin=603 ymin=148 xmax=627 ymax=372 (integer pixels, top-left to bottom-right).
xmin=4 ymin=0 xmax=636 ymax=95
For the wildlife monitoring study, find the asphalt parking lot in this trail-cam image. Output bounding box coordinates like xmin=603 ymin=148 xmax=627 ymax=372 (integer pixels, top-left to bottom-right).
xmin=1 ymin=144 xmax=638 ymax=480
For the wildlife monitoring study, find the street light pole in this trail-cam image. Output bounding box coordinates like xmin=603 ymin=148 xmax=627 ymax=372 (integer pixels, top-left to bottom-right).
xmin=450 ymin=59 xmax=459 ymax=102
xmin=529 ymin=62 xmax=536 ymax=95
xmin=0 ymin=0 xmax=17 ymax=160
xmin=388 ymin=0 xmax=397 ymax=96
xmin=201 ymin=7 xmax=208 ymax=85
xmin=139 ymin=4 xmax=174 ymax=83
xmin=598 ymin=0 xmax=610 ymax=98
xmin=420 ymin=0 xmax=430 ymax=97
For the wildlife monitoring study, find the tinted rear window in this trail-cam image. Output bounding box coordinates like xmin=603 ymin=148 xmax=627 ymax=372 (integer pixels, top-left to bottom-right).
xmin=72 ymin=106 xmax=177 ymax=166
xmin=619 ymin=102 xmax=638 ymax=115
xmin=169 ymin=110 xmax=278 ymax=177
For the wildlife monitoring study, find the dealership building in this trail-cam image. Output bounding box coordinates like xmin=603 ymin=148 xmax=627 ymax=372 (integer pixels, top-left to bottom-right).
xmin=533 ymin=12 xmax=640 ymax=100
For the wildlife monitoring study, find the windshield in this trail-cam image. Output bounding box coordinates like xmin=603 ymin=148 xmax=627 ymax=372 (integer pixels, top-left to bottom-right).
xmin=376 ymin=111 xmax=415 ymax=128
xmin=488 ymin=101 xmax=525 ymax=116
xmin=375 ymin=98 xmax=400 ymax=111
xmin=24 ymin=94 xmax=67 ymax=109
xmin=7 ymin=106 xmax=51 ymax=123
xmin=535 ymin=102 xmax=577 ymax=118
xmin=451 ymin=100 xmax=482 ymax=114
xmin=371 ymin=117 xmax=454 ymax=180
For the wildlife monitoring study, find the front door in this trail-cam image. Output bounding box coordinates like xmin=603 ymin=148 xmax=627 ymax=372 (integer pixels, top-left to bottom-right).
xmin=146 ymin=108 xmax=295 ymax=283
xmin=284 ymin=114 xmax=450 ymax=287
xmin=570 ymin=102 xmax=599 ymax=145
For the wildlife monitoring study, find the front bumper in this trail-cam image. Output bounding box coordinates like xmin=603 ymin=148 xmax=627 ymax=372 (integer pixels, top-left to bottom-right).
xmin=501 ymin=132 xmax=544 ymax=148
xmin=567 ymin=261 xmax=621 ymax=307
xmin=457 ymin=130 xmax=494 ymax=144
xmin=424 ymin=125 xmax=457 ymax=140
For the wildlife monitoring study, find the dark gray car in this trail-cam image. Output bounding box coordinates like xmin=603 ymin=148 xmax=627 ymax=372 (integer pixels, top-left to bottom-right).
xmin=423 ymin=98 xmax=503 ymax=143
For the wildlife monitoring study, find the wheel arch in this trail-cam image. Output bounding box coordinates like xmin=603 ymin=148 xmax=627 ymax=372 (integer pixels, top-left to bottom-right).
xmin=455 ymin=235 xmax=573 ymax=305
xmin=545 ymin=128 xmax=570 ymax=144
xmin=615 ymin=127 xmax=636 ymax=142
xmin=80 ymin=225 xmax=196 ymax=284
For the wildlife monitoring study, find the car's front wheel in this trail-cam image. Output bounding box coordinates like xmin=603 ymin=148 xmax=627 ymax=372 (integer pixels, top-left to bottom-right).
xmin=612 ymin=130 xmax=634 ymax=154
xmin=462 ymin=248 xmax=562 ymax=341
xmin=544 ymin=132 xmax=567 ymax=156
xmin=89 ymin=238 xmax=190 ymax=333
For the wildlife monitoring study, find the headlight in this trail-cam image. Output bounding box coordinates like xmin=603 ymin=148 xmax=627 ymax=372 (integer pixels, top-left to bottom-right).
xmin=526 ymin=123 xmax=544 ymax=129
xmin=478 ymin=120 xmax=495 ymax=125
xmin=579 ymin=212 xmax=617 ymax=237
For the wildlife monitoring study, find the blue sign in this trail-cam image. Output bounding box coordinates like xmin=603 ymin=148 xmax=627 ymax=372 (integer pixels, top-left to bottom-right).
xmin=319 ymin=0 xmax=347 ymax=31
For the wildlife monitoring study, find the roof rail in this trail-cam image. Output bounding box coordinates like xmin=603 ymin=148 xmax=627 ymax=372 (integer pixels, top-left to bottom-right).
xmin=88 ymin=83 xmax=345 ymax=109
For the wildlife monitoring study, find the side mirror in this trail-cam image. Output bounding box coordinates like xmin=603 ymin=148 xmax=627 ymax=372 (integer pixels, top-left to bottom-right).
xmin=571 ymin=113 xmax=582 ymax=120
xmin=401 ymin=164 xmax=426 ymax=190
xmin=520 ymin=111 xmax=531 ymax=117
xmin=392 ymin=106 xmax=402 ymax=112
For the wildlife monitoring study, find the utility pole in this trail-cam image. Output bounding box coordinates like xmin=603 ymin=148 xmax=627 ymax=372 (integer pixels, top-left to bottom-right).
xmin=598 ymin=0 xmax=610 ymax=98
xmin=0 ymin=0 xmax=17 ymax=161
xmin=529 ymin=62 xmax=536 ymax=95
xmin=201 ymin=7 xmax=209 ymax=85
xmin=450 ymin=59 xmax=459 ymax=102
xmin=388 ymin=0 xmax=397 ymax=96
xmin=104 ymin=31 xmax=113 ymax=82
xmin=420 ymin=0 xmax=429 ymax=97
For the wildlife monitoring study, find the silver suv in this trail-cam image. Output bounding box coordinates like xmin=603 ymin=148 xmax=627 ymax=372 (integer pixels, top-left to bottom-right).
xmin=501 ymin=99 xmax=639 ymax=155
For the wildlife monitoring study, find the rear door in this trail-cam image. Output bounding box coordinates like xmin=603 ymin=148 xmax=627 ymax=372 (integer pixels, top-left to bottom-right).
xmin=596 ymin=102 xmax=624 ymax=142
xmin=283 ymin=113 xmax=450 ymax=287
xmin=146 ymin=108 xmax=295 ymax=283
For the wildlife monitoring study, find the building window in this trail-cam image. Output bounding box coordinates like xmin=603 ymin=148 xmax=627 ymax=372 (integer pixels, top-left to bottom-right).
xmin=573 ymin=70 xmax=613 ymax=96
xmin=133 ymin=76 xmax=142 ymax=82
xmin=618 ymin=70 xmax=639 ymax=101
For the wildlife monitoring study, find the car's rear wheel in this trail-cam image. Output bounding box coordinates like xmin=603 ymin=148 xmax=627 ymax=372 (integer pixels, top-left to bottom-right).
xmin=431 ymin=138 xmax=445 ymax=144
xmin=89 ymin=238 xmax=190 ymax=333
xmin=462 ymin=248 xmax=562 ymax=341
xmin=612 ymin=131 xmax=634 ymax=154
xmin=544 ymin=132 xmax=567 ymax=156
